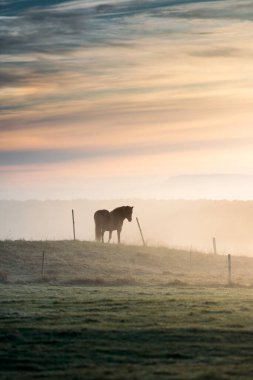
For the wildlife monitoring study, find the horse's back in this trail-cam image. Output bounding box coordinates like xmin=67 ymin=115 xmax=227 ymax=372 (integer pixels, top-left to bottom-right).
xmin=94 ymin=209 xmax=110 ymax=226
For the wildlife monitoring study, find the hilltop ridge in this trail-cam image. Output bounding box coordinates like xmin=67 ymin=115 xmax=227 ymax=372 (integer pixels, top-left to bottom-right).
xmin=1 ymin=240 xmax=253 ymax=286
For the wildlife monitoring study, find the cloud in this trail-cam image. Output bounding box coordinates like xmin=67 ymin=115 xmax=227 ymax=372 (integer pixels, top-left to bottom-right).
xmin=1 ymin=0 xmax=72 ymax=16
xmin=1 ymin=137 xmax=252 ymax=167
xmin=1 ymin=0 xmax=252 ymax=64
xmin=0 ymin=12 xmax=90 ymax=56
xmin=1 ymin=0 xmax=251 ymax=85
xmin=1 ymin=0 xmax=253 ymax=196
xmin=158 ymin=0 xmax=253 ymax=22
xmin=0 ymin=148 xmax=96 ymax=166
xmin=1 ymin=0 xmax=238 ymax=57
xmin=190 ymin=47 xmax=243 ymax=58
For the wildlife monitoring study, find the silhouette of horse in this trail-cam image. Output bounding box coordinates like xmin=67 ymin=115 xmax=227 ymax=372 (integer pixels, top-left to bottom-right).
xmin=94 ymin=206 xmax=133 ymax=243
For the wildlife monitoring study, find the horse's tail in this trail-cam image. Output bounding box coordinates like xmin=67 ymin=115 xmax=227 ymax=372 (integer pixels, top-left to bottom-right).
xmin=95 ymin=223 xmax=101 ymax=242
xmin=94 ymin=212 xmax=101 ymax=241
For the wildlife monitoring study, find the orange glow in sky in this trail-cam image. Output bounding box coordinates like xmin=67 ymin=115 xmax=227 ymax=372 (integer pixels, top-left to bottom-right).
xmin=1 ymin=0 xmax=253 ymax=199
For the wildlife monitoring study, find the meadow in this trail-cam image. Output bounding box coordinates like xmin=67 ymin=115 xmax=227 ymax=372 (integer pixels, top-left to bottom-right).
xmin=1 ymin=285 xmax=253 ymax=379
xmin=1 ymin=240 xmax=253 ymax=286
xmin=1 ymin=241 xmax=253 ymax=379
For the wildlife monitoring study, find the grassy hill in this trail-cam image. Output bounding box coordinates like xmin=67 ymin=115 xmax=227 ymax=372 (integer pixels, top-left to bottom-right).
xmin=1 ymin=240 xmax=253 ymax=286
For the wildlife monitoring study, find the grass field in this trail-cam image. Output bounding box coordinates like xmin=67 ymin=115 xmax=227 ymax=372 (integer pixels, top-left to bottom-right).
xmin=1 ymin=240 xmax=253 ymax=286
xmin=1 ymin=285 xmax=253 ymax=379
xmin=1 ymin=241 xmax=253 ymax=379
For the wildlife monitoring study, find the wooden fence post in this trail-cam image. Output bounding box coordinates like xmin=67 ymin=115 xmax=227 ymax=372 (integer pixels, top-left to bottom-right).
xmin=213 ymin=237 xmax=217 ymax=254
xmin=72 ymin=209 xmax=76 ymax=240
xmin=228 ymin=254 xmax=232 ymax=285
xmin=136 ymin=217 xmax=146 ymax=246
xmin=41 ymin=251 xmax=45 ymax=278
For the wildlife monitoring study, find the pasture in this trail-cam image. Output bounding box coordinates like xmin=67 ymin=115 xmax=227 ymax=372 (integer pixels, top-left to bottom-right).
xmin=2 ymin=240 xmax=253 ymax=286
xmin=1 ymin=285 xmax=253 ymax=379
xmin=1 ymin=241 xmax=253 ymax=379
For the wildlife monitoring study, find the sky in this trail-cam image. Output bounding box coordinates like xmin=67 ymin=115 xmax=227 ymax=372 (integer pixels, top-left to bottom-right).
xmin=1 ymin=0 xmax=253 ymax=200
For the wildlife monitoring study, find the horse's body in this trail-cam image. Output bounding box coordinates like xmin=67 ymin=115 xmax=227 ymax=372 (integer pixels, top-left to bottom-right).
xmin=94 ymin=206 xmax=133 ymax=243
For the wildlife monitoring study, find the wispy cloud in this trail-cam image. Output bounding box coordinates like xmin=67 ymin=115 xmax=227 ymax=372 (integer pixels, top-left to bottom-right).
xmin=1 ymin=0 xmax=253 ymax=199
xmin=190 ymin=47 xmax=243 ymax=58
xmin=3 ymin=0 xmax=246 ymax=58
xmin=1 ymin=136 xmax=252 ymax=167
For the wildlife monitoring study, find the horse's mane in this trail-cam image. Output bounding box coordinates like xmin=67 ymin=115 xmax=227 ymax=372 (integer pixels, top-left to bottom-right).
xmin=111 ymin=206 xmax=133 ymax=214
xmin=112 ymin=206 xmax=127 ymax=212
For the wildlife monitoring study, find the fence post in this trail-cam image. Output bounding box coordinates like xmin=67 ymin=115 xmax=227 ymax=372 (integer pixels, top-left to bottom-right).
xmin=136 ymin=217 xmax=146 ymax=246
xmin=72 ymin=209 xmax=76 ymax=240
xmin=213 ymin=237 xmax=217 ymax=254
xmin=228 ymin=254 xmax=232 ymax=285
xmin=41 ymin=251 xmax=45 ymax=278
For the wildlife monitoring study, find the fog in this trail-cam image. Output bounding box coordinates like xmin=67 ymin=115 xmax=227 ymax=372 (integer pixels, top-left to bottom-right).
xmin=1 ymin=199 xmax=253 ymax=256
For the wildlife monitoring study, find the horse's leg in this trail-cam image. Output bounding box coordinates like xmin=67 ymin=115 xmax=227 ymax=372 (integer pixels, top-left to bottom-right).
xmin=101 ymin=230 xmax=105 ymax=243
xmin=108 ymin=231 xmax=112 ymax=243
xmin=117 ymin=229 xmax=121 ymax=244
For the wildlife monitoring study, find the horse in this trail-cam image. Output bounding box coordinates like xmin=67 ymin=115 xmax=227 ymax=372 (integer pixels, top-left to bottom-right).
xmin=94 ymin=206 xmax=133 ymax=243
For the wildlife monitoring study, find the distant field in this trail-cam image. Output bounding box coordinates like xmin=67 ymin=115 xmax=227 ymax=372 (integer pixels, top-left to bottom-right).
xmin=1 ymin=240 xmax=253 ymax=286
xmin=1 ymin=285 xmax=253 ymax=380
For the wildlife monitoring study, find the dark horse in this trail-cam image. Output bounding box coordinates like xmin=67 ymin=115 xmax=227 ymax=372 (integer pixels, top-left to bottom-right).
xmin=94 ymin=206 xmax=133 ymax=243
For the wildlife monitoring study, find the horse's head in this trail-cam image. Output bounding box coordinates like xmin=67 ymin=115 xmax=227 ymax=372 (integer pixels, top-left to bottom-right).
xmin=125 ymin=206 xmax=134 ymax=222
